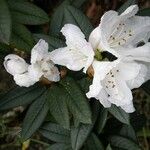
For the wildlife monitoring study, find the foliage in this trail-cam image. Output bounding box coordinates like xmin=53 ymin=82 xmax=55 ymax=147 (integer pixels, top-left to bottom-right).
xmin=0 ymin=0 xmax=150 ymax=149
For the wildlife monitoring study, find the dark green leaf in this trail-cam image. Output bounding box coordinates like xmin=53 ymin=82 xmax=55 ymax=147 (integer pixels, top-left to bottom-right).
xmin=72 ymin=0 xmax=87 ymax=8
xmin=0 ymin=84 xmax=45 ymax=110
xmin=120 ymin=125 xmax=137 ymax=142
xmin=96 ymin=107 xmax=108 ymax=134
xmin=108 ymin=105 xmax=130 ymax=125
xmin=7 ymin=0 xmax=49 ymax=25
xmin=11 ymin=23 xmax=34 ymax=52
xmin=60 ymin=77 xmax=92 ymax=124
xmin=106 ymin=144 xmax=112 ymax=150
xmin=39 ymin=123 xmax=70 ymax=143
xmin=50 ymin=4 xmax=93 ymax=39
xmin=0 ymin=0 xmax=11 ymax=44
xmin=46 ymin=143 xmax=72 ymax=150
xmin=118 ymin=0 xmax=137 ymax=14
xmin=71 ymin=124 xmax=92 ymax=150
xmin=85 ymin=133 xmax=104 ymax=150
xmin=138 ymin=8 xmax=150 ymax=16
xmin=33 ymin=34 xmax=65 ymax=52
xmin=110 ymin=135 xmax=141 ymax=150
xmin=21 ymin=91 xmax=49 ymax=141
xmin=47 ymin=85 xmax=70 ymax=129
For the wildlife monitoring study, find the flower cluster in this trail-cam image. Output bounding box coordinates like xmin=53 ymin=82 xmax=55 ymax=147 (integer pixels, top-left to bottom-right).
xmin=4 ymin=5 xmax=150 ymax=113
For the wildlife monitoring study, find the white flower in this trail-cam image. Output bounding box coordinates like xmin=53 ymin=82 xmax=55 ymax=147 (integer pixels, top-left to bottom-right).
xmin=89 ymin=5 xmax=150 ymax=62
xmin=50 ymin=24 xmax=95 ymax=73
xmin=4 ymin=40 xmax=60 ymax=87
xmin=86 ymin=59 xmax=148 ymax=113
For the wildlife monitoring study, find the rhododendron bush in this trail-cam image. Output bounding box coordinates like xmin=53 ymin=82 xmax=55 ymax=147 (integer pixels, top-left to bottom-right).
xmin=0 ymin=0 xmax=150 ymax=149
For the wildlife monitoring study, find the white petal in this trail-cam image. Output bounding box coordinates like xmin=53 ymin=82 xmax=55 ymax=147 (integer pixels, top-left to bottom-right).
xmin=31 ymin=39 xmax=49 ymax=64
xmin=86 ymin=59 xmax=119 ymax=98
xmin=41 ymin=61 xmax=60 ymax=82
xmin=4 ymin=54 xmax=28 ymax=76
xmin=118 ymin=43 xmax=150 ymax=62
xmin=14 ymin=73 xmax=36 ymax=87
xmin=120 ymin=103 xmax=135 ymax=113
xmin=28 ymin=64 xmax=43 ymax=82
xmin=127 ymin=64 xmax=148 ymax=89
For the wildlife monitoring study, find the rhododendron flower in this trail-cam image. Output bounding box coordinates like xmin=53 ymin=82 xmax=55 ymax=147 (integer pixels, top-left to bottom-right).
xmin=50 ymin=24 xmax=95 ymax=73
xmin=86 ymin=59 xmax=148 ymax=113
xmin=4 ymin=40 xmax=60 ymax=87
xmin=89 ymin=5 xmax=150 ymax=62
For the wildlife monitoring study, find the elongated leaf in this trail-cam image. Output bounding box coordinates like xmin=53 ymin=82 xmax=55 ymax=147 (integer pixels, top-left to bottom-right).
xmin=85 ymin=133 xmax=104 ymax=150
xmin=120 ymin=125 xmax=137 ymax=142
xmin=47 ymin=143 xmax=72 ymax=150
xmin=33 ymin=34 xmax=65 ymax=52
xmin=0 ymin=0 xmax=11 ymax=44
xmin=108 ymin=105 xmax=130 ymax=125
xmin=39 ymin=123 xmax=70 ymax=143
xmin=71 ymin=124 xmax=92 ymax=150
xmin=60 ymin=77 xmax=92 ymax=124
xmin=96 ymin=107 xmax=108 ymax=134
xmin=110 ymin=135 xmax=141 ymax=150
xmin=7 ymin=0 xmax=49 ymax=25
xmin=10 ymin=23 xmax=34 ymax=52
xmin=106 ymin=144 xmax=112 ymax=150
xmin=138 ymin=8 xmax=150 ymax=16
xmin=50 ymin=4 xmax=93 ymax=39
xmin=72 ymin=0 xmax=87 ymax=8
xmin=47 ymin=85 xmax=70 ymax=129
xmin=21 ymin=91 xmax=49 ymax=141
xmin=0 ymin=84 xmax=45 ymax=110
xmin=118 ymin=0 xmax=137 ymax=14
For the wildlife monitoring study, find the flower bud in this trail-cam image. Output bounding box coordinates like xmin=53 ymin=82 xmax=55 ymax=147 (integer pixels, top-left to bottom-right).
xmin=4 ymin=54 xmax=28 ymax=76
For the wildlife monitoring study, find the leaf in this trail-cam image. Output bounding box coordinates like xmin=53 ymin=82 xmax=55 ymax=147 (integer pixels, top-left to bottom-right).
xmin=50 ymin=4 xmax=93 ymax=39
xmin=10 ymin=23 xmax=34 ymax=52
xmin=110 ymin=135 xmax=141 ymax=150
xmin=108 ymin=105 xmax=130 ymax=125
xmin=71 ymin=124 xmax=92 ymax=150
xmin=96 ymin=107 xmax=108 ymax=134
xmin=47 ymin=85 xmax=70 ymax=129
xmin=33 ymin=34 xmax=65 ymax=52
xmin=120 ymin=125 xmax=138 ymax=143
xmin=0 ymin=84 xmax=45 ymax=110
xmin=21 ymin=91 xmax=49 ymax=141
xmin=60 ymin=77 xmax=92 ymax=124
xmin=72 ymin=0 xmax=87 ymax=8
xmin=85 ymin=133 xmax=104 ymax=150
xmin=7 ymin=0 xmax=49 ymax=25
xmin=137 ymin=8 xmax=150 ymax=16
xmin=106 ymin=144 xmax=112 ymax=150
xmin=46 ymin=143 xmax=72 ymax=150
xmin=118 ymin=0 xmax=137 ymax=14
xmin=39 ymin=123 xmax=70 ymax=143
xmin=0 ymin=0 xmax=11 ymax=44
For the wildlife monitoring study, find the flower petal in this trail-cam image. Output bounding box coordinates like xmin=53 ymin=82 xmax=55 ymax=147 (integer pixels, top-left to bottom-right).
xmin=4 ymin=54 xmax=28 ymax=76
xmin=120 ymin=102 xmax=135 ymax=113
xmin=14 ymin=73 xmax=36 ymax=87
xmin=31 ymin=39 xmax=49 ymax=64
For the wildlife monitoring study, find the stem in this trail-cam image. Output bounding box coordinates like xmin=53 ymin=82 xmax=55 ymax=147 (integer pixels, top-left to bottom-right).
xmin=30 ymin=139 xmax=50 ymax=146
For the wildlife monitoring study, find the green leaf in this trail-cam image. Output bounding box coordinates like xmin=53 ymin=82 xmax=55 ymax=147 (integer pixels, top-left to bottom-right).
xmin=0 ymin=0 xmax=11 ymax=44
xmin=72 ymin=0 xmax=87 ymax=8
xmin=7 ymin=0 xmax=49 ymax=25
xmin=50 ymin=4 xmax=93 ymax=39
xmin=71 ymin=124 xmax=92 ymax=150
xmin=21 ymin=91 xmax=49 ymax=141
xmin=118 ymin=0 xmax=137 ymax=14
xmin=33 ymin=34 xmax=65 ymax=52
xmin=110 ymin=135 xmax=141 ymax=150
xmin=39 ymin=123 xmax=70 ymax=143
xmin=47 ymin=85 xmax=70 ymax=129
xmin=85 ymin=133 xmax=104 ymax=150
xmin=120 ymin=125 xmax=138 ymax=143
xmin=106 ymin=144 xmax=112 ymax=150
xmin=60 ymin=77 xmax=92 ymax=124
xmin=0 ymin=84 xmax=45 ymax=110
xmin=10 ymin=23 xmax=34 ymax=52
xmin=46 ymin=143 xmax=72 ymax=150
xmin=96 ymin=107 xmax=108 ymax=134
xmin=138 ymin=8 xmax=150 ymax=16
xmin=108 ymin=105 xmax=130 ymax=125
